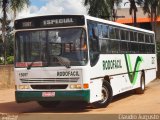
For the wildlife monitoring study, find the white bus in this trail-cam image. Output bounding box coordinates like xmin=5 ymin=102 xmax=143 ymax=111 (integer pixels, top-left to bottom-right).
xmin=14 ymin=15 xmax=157 ymax=108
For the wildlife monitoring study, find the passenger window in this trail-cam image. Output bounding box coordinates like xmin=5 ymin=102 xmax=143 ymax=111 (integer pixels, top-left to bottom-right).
xmin=110 ymin=41 xmax=120 ymax=53
xmin=151 ymin=45 xmax=155 ymax=53
xmin=138 ymin=33 xmax=144 ymax=42
xmin=102 ymin=25 xmax=109 ymax=38
xmin=98 ymin=24 xmax=103 ymax=38
xmin=145 ymin=35 xmax=150 ymax=43
xmin=134 ymin=32 xmax=137 ymax=41
xmin=130 ymin=43 xmax=139 ymax=53
xmin=99 ymin=39 xmax=110 ymax=54
xmin=130 ymin=32 xmax=134 ymax=41
xmin=115 ymin=28 xmax=120 ymax=39
xmin=139 ymin=44 xmax=146 ymax=53
xmin=109 ymin=27 xmax=116 ymax=39
xmin=150 ymin=35 xmax=154 ymax=43
xmin=126 ymin=31 xmax=129 ymax=40
xmin=120 ymin=30 xmax=126 ymax=40
xmin=120 ymin=41 xmax=128 ymax=53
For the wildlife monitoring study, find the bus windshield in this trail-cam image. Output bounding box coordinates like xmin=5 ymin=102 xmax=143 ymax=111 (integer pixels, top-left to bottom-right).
xmin=15 ymin=28 xmax=88 ymax=68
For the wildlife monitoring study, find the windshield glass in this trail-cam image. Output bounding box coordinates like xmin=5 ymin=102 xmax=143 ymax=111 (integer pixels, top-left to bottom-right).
xmin=15 ymin=28 xmax=88 ymax=68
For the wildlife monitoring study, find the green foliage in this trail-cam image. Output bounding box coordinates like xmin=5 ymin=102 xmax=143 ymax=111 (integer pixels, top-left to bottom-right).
xmin=7 ymin=56 xmax=14 ymax=64
xmin=6 ymin=33 xmax=14 ymax=56
xmin=0 ymin=0 xmax=30 ymax=64
xmin=157 ymin=42 xmax=160 ymax=59
xmin=83 ymin=0 xmax=122 ymax=20
xmin=0 ymin=58 xmax=4 ymax=64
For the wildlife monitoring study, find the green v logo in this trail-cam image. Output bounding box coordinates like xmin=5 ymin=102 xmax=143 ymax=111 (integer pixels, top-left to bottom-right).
xmin=124 ymin=54 xmax=143 ymax=85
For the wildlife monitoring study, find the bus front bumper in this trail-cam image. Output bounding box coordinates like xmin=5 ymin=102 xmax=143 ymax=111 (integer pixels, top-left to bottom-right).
xmin=15 ymin=90 xmax=90 ymax=103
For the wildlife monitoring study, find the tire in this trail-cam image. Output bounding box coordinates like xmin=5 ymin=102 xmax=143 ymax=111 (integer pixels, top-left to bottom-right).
xmin=91 ymin=81 xmax=113 ymax=108
xmin=135 ymin=75 xmax=145 ymax=94
xmin=38 ymin=101 xmax=60 ymax=108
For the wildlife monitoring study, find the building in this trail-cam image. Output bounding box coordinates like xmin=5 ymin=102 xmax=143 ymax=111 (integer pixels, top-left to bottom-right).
xmin=115 ymin=7 xmax=160 ymax=42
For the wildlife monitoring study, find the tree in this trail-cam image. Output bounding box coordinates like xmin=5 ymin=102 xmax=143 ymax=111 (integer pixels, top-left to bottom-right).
xmin=109 ymin=0 xmax=122 ymax=21
xmin=142 ymin=0 xmax=160 ymax=32
xmin=10 ymin=0 xmax=30 ymax=21
xmin=83 ymin=0 xmax=122 ymax=20
xmin=0 ymin=0 xmax=30 ymax=64
xmin=124 ymin=0 xmax=143 ymax=27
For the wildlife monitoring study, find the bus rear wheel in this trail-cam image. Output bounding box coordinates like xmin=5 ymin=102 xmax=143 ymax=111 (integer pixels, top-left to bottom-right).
xmin=91 ymin=81 xmax=113 ymax=108
xmin=135 ymin=75 xmax=145 ymax=94
xmin=38 ymin=101 xmax=60 ymax=108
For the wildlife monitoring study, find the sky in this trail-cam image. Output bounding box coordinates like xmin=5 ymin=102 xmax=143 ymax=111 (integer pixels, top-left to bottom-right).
xmin=17 ymin=0 xmax=130 ymax=19
xmin=17 ymin=0 xmax=87 ymax=18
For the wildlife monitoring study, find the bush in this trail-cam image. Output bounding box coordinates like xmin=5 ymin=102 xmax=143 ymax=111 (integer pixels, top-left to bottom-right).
xmin=7 ymin=56 xmax=14 ymax=64
xmin=0 ymin=57 xmax=4 ymax=64
xmin=157 ymin=42 xmax=160 ymax=59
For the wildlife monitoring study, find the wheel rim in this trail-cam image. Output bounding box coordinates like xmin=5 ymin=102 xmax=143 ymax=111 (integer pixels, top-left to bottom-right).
xmin=99 ymin=85 xmax=109 ymax=104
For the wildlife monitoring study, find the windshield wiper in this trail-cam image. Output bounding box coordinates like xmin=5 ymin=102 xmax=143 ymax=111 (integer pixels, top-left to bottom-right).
xmin=54 ymin=56 xmax=71 ymax=68
xmin=27 ymin=62 xmax=34 ymax=70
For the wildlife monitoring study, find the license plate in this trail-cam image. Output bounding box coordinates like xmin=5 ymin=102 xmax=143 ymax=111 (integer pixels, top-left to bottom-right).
xmin=42 ymin=92 xmax=55 ymax=97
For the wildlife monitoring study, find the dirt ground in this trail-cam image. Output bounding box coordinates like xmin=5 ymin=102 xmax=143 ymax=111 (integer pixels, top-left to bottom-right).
xmin=0 ymin=79 xmax=160 ymax=114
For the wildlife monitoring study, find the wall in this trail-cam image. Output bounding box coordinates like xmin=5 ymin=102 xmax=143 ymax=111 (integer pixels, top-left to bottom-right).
xmin=0 ymin=65 xmax=14 ymax=89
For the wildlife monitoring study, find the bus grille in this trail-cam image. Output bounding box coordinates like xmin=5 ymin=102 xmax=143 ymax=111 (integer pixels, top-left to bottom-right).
xmin=20 ymin=78 xmax=79 ymax=83
xmin=31 ymin=85 xmax=68 ymax=89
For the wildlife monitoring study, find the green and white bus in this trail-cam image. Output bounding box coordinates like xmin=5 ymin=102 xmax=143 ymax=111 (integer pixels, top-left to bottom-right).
xmin=14 ymin=15 xmax=157 ymax=108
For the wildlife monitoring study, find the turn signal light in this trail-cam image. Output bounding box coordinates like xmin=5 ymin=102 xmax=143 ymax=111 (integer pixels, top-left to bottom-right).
xmin=83 ymin=84 xmax=89 ymax=89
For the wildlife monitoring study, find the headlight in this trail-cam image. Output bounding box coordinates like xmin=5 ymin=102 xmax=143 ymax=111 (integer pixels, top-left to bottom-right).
xmin=16 ymin=85 xmax=30 ymax=90
xmin=70 ymin=84 xmax=82 ymax=89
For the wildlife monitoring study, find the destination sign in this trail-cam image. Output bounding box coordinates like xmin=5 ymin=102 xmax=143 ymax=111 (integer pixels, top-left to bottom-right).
xmin=43 ymin=18 xmax=74 ymax=26
xmin=15 ymin=15 xmax=85 ymax=29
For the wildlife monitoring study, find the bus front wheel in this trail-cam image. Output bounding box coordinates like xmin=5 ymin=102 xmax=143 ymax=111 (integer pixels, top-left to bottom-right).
xmin=38 ymin=101 xmax=60 ymax=108
xmin=91 ymin=81 xmax=113 ymax=108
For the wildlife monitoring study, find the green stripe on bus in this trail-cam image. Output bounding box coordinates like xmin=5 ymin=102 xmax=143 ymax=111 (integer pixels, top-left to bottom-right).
xmin=125 ymin=54 xmax=143 ymax=85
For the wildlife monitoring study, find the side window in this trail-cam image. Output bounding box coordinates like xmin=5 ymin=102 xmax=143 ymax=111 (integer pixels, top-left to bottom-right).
xmin=120 ymin=41 xmax=128 ymax=53
xmin=99 ymin=39 xmax=110 ymax=54
xmin=130 ymin=31 xmax=134 ymax=41
xmin=126 ymin=31 xmax=129 ymax=41
xmin=139 ymin=43 xmax=146 ymax=53
xmin=151 ymin=45 xmax=155 ymax=53
xmin=110 ymin=41 xmax=120 ymax=53
xmin=130 ymin=43 xmax=139 ymax=53
xmin=145 ymin=35 xmax=150 ymax=43
xmin=150 ymin=35 xmax=154 ymax=43
xmin=115 ymin=28 xmax=120 ymax=39
xmin=138 ymin=33 xmax=144 ymax=42
xmin=98 ymin=24 xmax=103 ymax=38
xmin=146 ymin=44 xmax=155 ymax=53
xmin=120 ymin=30 xmax=126 ymax=40
xmin=102 ymin=25 xmax=109 ymax=38
xmin=88 ymin=20 xmax=99 ymax=66
xmin=109 ymin=26 xmax=116 ymax=39
xmin=134 ymin=32 xmax=137 ymax=41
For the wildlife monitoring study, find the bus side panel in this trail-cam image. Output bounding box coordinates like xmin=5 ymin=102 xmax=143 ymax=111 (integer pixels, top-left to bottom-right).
xmin=141 ymin=54 xmax=157 ymax=85
xmin=89 ymin=79 xmax=103 ymax=103
xmin=145 ymin=69 xmax=157 ymax=85
xmin=110 ymin=75 xmax=128 ymax=96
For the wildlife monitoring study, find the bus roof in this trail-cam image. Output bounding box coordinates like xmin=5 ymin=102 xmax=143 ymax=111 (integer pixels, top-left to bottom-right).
xmin=85 ymin=15 xmax=154 ymax=34
xmin=15 ymin=15 xmax=154 ymax=34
